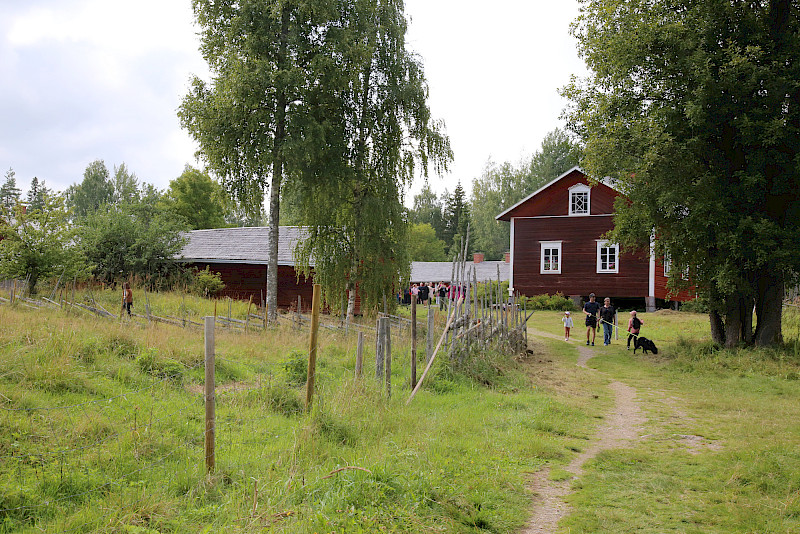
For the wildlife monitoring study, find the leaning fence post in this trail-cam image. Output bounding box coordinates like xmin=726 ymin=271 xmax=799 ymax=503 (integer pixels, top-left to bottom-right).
xmin=204 ymin=316 xmax=216 ymax=474
xmin=305 ymin=284 xmax=322 ymax=410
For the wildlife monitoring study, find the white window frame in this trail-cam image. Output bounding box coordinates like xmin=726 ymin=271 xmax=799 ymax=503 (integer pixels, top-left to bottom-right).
xmin=664 ymin=253 xmax=671 ymax=277
xmin=596 ymin=241 xmax=619 ymax=273
xmin=540 ymin=241 xmax=562 ymax=274
xmin=568 ymin=184 xmax=591 ymax=216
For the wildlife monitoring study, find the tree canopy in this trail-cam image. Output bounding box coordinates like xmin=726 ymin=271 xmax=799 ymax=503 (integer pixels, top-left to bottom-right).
xmin=0 ymin=191 xmax=83 ymax=294
xmin=164 ymin=166 xmax=228 ymax=230
xmin=563 ymin=0 xmax=800 ymax=346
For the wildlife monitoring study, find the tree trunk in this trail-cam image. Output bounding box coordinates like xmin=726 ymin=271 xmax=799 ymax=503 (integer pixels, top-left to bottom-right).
xmin=266 ymin=4 xmax=291 ymax=323
xmin=708 ymin=284 xmax=725 ymax=345
xmin=724 ymin=292 xmax=742 ymax=349
xmin=709 ymin=309 xmax=725 ymax=345
xmin=753 ymin=268 xmax=784 ymax=346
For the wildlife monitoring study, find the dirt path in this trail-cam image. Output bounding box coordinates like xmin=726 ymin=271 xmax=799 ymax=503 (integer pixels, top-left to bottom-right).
xmin=521 ymin=329 xmax=647 ymax=534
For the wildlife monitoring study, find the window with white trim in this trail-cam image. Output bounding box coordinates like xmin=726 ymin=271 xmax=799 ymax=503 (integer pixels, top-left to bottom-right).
xmin=664 ymin=254 xmax=671 ymax=277
xmin=569 ymin=184 xmax=591 ymax=216
xmin=540 ymin=241 xmax=562 ymax=274
xmin=596 ymin=241 xmax=619 ymax=273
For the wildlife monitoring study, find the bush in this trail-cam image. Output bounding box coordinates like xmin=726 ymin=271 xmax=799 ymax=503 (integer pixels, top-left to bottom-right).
xmin=191 ymin=267 xmax=225 ymax=298
xmin=520 ymin=293 xmax=577 ymax=311
xmin=679 ymin=296 xmax=709 ymax=314
xmin=281 ymin=351 xmax=308 ymax=386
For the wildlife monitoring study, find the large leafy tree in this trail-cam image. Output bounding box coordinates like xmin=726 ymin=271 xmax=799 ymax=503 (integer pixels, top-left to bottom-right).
xmin=64 ymin=160 xmax=114 ymax=218
xmin=290 ymin=0 xmax=451 ymax=318
xmin=407 ymin=223 xmax=448 ymax=262
xmin=164 ymin=166 xmax=228 ymax=230
xmin=409 ymin=182 xmax=446 ymax=240
xmin=0 ymin=192 xmax=83 ymax=294
xmin=80 ymin=201 xmax=189 ymax=286
xmin=563 ymin=0 xmax=800 ymax=347
xmin=179 ymin=0 xmax=336 ymax=321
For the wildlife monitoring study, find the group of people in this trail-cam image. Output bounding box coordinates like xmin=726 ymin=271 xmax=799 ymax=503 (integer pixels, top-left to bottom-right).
xmin=561 ymin=293 xmax=643 ymax=349
xmin=400 ymin=282 xmax=464 ymax=311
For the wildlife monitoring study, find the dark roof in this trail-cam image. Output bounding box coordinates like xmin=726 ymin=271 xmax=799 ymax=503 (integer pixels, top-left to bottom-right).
xmin=177 ymin=226 xmax=310 ymax=265
xmin=177 ymin=226 xmax=509 ymax=283
xmin=411 ymin=261 xmax=510 ymax=284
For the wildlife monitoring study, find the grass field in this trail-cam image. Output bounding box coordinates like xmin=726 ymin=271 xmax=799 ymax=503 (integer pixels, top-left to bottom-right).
xmin=1 ymin=291 xmax=800 ymax=532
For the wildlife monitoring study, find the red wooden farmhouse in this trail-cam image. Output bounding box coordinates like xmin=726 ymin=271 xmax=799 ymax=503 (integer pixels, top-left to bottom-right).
xmin=496 ymin=167 xmax=692 ymax=311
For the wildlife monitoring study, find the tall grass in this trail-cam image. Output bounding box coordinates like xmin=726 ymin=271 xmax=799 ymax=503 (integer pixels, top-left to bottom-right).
xmin=0 ymin=293 xmax=594 ymax=533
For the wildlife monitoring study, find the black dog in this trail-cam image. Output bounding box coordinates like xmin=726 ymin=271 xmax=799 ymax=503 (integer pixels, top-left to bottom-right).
xmin=633 ymin=336 xmax=658 ymax=354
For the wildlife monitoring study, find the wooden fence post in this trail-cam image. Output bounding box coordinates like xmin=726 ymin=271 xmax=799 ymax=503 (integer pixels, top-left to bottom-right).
xmin=383 ymin=317 xmax=391 ymax=398
xmin=427 ymin=305 xmax=434 ymax=363
xmin=204 ymin=316 xmax=216 ymax=474
xmin=375 ymin=318 xmax=384 ymax=381
xmin=355 ymin=332 xmax=364 ymax=377
xmin=305 ymin=284 xmax=322 ymax=410
xmin=411 ymin=296 xmax=417 ymax=389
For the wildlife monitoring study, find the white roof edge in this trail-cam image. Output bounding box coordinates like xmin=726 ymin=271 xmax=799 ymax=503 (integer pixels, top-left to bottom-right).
xmin=495 ymin=166 xmax=583 ymax=221
xmin=175 ymin=258 xmax=296 ymax=266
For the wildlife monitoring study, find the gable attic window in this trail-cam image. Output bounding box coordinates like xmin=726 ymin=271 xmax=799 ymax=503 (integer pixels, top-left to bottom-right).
xmin=540 ymin=241 xmax=562 ymax=274
xmin=596 ymin=241 xmax=619 ymax=273
xmin=569 ymin=184 xmax=590 ymax=216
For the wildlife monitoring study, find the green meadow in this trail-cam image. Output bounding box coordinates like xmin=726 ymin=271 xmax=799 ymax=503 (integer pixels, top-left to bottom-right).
xmin=1 ymin=291 xmax=800 ymax=533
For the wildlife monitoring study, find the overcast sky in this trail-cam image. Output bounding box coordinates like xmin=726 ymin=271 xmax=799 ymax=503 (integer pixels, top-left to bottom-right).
xmin=1 ymin=0 xmax=587 ymax=202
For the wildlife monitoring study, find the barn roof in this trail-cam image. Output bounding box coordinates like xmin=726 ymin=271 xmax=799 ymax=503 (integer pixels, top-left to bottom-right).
xmin=410 ymin=261 xmax=509 ymax=284
xmin=177 ymin=226 xmax=310 ymax=266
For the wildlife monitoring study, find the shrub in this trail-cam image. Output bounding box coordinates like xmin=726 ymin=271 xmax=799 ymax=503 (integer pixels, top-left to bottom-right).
xmin=191 ymin=267 xmax=225 ymax=298
xmin=281 ymin=350 xmax=308 ymax=386
xmin=520 ymin=292 xmax=577 ymax=311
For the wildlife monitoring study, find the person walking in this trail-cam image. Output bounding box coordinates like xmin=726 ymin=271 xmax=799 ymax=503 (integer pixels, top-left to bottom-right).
xmin=627 ymin=310 xmax=643 ymax=350
xmin=562 ymin=311 xmax=574 ymax=341
xmin=121 ymin=282 xmax=133 ymax=317
xmin=438 ymin=282 xmax=448 ymax=310
xmin=599 ymin=297 xmax=616 ymax=346
xmin=583 ymin=293 xmax=600 ymax=346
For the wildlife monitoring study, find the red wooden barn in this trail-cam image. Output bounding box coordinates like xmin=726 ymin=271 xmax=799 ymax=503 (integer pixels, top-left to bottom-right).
xmin=176 ymin=226 xmax=318 ymax=311
xmin=496 ymin=167 xmax=692 ymax=310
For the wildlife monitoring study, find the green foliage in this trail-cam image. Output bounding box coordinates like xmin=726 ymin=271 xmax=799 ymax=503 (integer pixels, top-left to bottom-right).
xmin=563 ymin=0 xmax=800 ymax=345
xmin=0 ymin=192 xmax=84 ymax=294
xmin=164 ymin=166 xmax=228 ymax=230
xmin=409 ymin=182 xmax=446 ymax=240
xmin=79 ymin=200 xmax=188 ymax=286
xmin=281 ymin=350 xmax=309 ymax=387
xmin=291 ymin=0 xmax=452 ymax=316
xmin=0 ymin=168 xmax=21 ymax=214
xmin=520 ymin=293 xmax=577 ymax=312
xmin=64 ymin=159 xmax=115 ymax=218
xmin=191 ymin=266 xmax=225 ymax=297
xmin=407 ymin=223 xmax=448 ymax=262
xmin=442 ymin=182 xmax=471 ymax=257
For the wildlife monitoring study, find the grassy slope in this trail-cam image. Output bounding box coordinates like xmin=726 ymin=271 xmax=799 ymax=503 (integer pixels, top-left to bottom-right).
xmin=3 ymin=292 xmax=800 ymax=533
xmin=0 ymin=293 xmax=600 ymax=533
